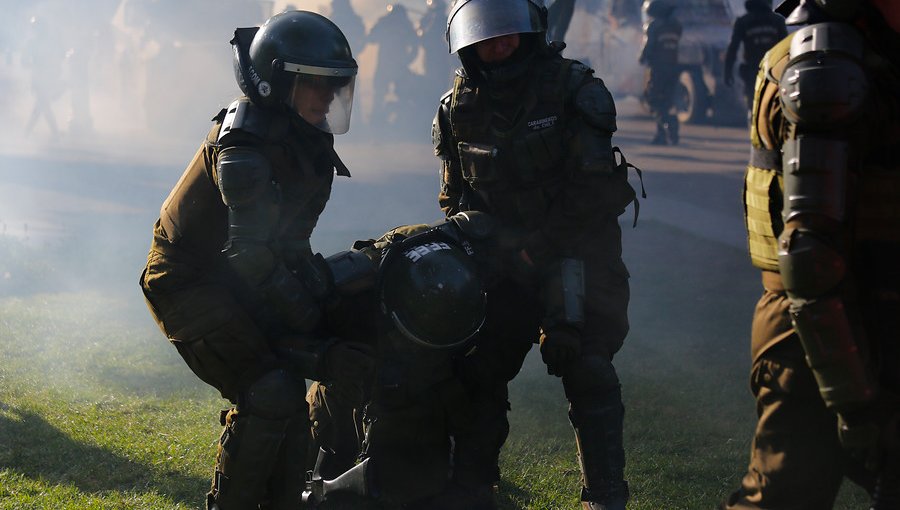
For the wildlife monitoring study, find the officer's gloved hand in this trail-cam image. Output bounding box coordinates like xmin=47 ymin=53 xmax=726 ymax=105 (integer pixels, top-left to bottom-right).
xmin=539 ymin=326 xmax=582 ymax=377
xmin=323 ymin=340 xmax=376 ymax=383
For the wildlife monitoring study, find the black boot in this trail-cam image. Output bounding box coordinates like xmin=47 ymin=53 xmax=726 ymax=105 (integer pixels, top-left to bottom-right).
xmin=666 ymin=116 xmax=680 ymax=145
xmin=650 ymin=122 xmax=667 ymax=145
xmin=570 ymin=385 xmax=629 ymax=510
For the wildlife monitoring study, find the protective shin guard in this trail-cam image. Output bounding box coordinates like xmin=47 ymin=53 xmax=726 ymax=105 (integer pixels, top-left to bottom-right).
xmin=207 ymin=410 xmax=290 ymax=510
xmin=569 ymin=386 xmax=629 ymax=510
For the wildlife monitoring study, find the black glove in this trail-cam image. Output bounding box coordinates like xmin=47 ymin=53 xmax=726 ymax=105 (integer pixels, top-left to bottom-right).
xmin=323 ymin=340 xmax=377 ymax=383
xmin=539 ymin=326 xmax=582 ymax=377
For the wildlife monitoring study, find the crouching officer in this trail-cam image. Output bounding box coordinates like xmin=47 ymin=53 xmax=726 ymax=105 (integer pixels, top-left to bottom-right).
xmin=725 ymin=0 xmax=900 ymax=508
xmin=433 ymin=1 xmax=643 ymax=508
xmin=139 ymin=11 xmax=372 ymax=510
xmin=301 ymin=212 xmax=494 ymax=509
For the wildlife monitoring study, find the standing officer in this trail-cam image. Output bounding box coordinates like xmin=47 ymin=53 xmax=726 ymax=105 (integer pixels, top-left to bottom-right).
xmin=723 ymin=0 xmax=787 ymax=111
xmin=139 ymin=11 xmax=374 ymax=510
xmin=725 ymin=0 xmax=900 ymax=508
xmin=433 ymin=1 xmax=641 ymax=508
xmin=638 ymin=0 xmax=682 ymax=145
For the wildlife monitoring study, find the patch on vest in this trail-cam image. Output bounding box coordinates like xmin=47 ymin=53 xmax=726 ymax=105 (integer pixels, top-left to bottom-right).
xmin=527 ymin=115 xmax=558 ymax=131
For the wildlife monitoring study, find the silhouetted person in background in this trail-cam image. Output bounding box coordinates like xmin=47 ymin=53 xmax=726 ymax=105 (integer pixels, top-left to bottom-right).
xmin=547 ymin=0 xmax=575 ymax=41
xmin=420 ymin=0 xmax=455 ymax=91
xmin=368 ymin=4 xmax=418 ymax=129
xmin=638 ymin=0 xmax=681 ymax=145
xmin=23 ymin=15 xmax=65 ymax=137
xmin=610 ymin=0 xmax=642 ymax=28
xmin=329 ymin=0 xmax=366 ymax=57
xmin=724 ymin=0 xmax=787 ymax=111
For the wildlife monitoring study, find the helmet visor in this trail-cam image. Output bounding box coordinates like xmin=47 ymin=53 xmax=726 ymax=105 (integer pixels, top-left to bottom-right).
xmin=286 ymin=63 xmax=356 ymax=134
xmin=447 ymin=0 xmax=544 ymax=54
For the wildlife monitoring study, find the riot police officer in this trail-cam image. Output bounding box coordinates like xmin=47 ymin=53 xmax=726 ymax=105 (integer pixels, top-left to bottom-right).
xmin=725 ymin=0 xmax=900 ymax=508
xmin=433 ymin=1 xmax=641 ymax=508
xmin=139 ymin=11 xmax=374 ymax=510
xmin=638 ymin=0 xmax=682 ymax=145
xmin=723 ymin=0 xmax=787 ymax=111
xmin=302 ymin=213 xmax=495 ymax=509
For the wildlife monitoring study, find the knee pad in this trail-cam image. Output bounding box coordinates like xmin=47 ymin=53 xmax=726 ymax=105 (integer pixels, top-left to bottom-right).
xmin=239 ymin=368 xmax=307 ymax=420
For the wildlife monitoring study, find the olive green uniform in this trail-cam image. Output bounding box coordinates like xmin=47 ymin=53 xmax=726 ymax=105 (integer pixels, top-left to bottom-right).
xmin=433 ymin=46 xmax=638 ymax=506
xmin=727 ymin=14 xmax=900 ymax=507
xmin=140 ymin=97 xmax=349 ymax=509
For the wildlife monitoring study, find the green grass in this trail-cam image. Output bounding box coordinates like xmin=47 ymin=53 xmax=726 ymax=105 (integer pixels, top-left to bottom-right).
xmin=0 ymin=221 xmax=874 ymax=509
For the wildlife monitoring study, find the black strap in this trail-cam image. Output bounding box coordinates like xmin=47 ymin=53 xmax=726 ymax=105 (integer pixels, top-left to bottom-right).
xmin=750 ymin=146 xmax=781 ymax=170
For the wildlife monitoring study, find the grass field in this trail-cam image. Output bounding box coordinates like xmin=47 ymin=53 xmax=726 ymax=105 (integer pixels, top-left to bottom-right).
xmin=0 ymin=216 xmax=872 ymax=509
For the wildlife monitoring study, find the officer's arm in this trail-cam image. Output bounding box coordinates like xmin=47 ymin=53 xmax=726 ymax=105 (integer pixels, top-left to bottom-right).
xmin=724 ymin=18 xmax=744 ymax=79
xmin=216 ymin=145 xmax=322 ymax=333
xmin=777 ymin=24 xmax=876 ymax=416
xmin=638 ymin=23 xmax=654 ymax=64
xmin=519 ymin=73 xmax=634 ymax=266
xmin=434 ymin=96 xmax=465 ymax=216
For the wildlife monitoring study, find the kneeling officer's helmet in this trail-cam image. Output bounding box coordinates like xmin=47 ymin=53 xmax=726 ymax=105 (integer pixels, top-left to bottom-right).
xmin=232 ymin=10 xmax=358 ymax=134
xmin=379 ymin=231 xmax=486 ymax=350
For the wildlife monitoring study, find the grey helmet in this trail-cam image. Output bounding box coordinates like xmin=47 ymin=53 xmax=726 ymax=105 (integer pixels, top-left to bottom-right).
xmin=379 ymin=229 xmax=486 ymax=350
xmin=446 ymin=0 xmax=547 ymax=54
xmin=231 ymin=10 xmax=358 ymax=134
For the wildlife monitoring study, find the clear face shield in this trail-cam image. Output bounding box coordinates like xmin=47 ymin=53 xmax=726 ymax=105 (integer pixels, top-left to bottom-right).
xmin=285 ymin=63 xmax=357 ymax=134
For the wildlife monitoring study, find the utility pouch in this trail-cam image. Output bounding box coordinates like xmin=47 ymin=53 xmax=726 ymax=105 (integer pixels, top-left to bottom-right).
xmin=458 ymin=142 xmax=500 ymax=189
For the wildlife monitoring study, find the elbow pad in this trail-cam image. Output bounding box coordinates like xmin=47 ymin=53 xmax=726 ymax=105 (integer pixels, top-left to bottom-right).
xmin=216 ymin=146 xmax=276 ymax=207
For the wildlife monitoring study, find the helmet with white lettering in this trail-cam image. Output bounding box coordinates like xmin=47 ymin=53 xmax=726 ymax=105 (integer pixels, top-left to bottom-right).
xmin=231 ymin=10 xmax=358 ymax=133
xmin=379 ymin=230 xmax=486 ymax=350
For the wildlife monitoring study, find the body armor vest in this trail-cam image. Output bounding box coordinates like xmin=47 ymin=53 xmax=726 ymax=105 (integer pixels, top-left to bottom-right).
xmin=643 ymin=18 xmax=681 ymax=68
xmin=448 ymin=56 xmax=575 ymax=229
xmin=154 ymin=99 xmax=343 ymax=270
xmin=744 ymin=36 xmax=792 ymax=272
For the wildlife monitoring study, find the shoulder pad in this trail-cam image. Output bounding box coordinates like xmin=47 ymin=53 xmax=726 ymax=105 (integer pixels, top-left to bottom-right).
xmin=781 ymin=23 xmax=867 ymax=127
xmin=217 ymin=97 xmax=277 ymax=143
xmin=789 ymin=22 xmax=864 ymax=60
xmin=216 ymin=146 xmax=273 ymax=207
xmin=574 ymin=80 xmax=617 ymax=133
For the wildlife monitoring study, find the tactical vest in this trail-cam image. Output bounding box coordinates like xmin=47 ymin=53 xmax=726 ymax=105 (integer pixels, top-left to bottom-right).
xmin=644 ymin=18 xmax=681 ymax=68
xmin=154 ymin=98 xmax=346 ymax=266
xmin=448 ymin=56 xmax=576 ymax=229
xmin=744 ymin=35 xmax=792 ymax=272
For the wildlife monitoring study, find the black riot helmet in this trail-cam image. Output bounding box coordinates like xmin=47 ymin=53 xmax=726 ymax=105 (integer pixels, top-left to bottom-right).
xmin=231 ymin=11 xmax=358 ymax=134
xmin=379 ymin=230 xmax=486 ymax=350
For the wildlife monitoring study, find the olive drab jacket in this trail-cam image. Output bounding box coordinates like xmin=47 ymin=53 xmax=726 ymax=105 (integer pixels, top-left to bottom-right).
xmin=147 ymin=98 xmax=349 ymax=327
xmin=433 ymin=51 xmax=639 ymax=268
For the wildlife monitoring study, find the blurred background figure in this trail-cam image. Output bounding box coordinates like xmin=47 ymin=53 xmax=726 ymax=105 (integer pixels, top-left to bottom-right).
xmin=22 ymin=15 xmax=65 ymax=137
xmin=547 ymin=0 xmax=576 ymax=41
xmin=329 ymin=0 xmax=366 ymax=57
xmin=609 ymin=0 xmax=642 ymax=28
xmin=638 ymin=0 xmax=682 ymax=145
xmin=419 ymin=0 xmax=455 ymax=94
xmin=368 ymin=4 xmax=419 ymax=131
xmin=723 ymin=0 xmax=787 ymax=112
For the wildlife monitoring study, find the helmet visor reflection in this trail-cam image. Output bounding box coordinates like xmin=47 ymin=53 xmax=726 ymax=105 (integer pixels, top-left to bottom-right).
xmin=286 ymin=66 xmax=356 ymax=134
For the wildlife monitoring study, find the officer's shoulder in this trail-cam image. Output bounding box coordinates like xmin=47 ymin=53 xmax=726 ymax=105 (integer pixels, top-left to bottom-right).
xmin=217 ymin=97 xmax=283 ymax=145
xmin=564 ymin=59 xmax=613 ymax=102
xmin=788 ymin=22 xmax=865 ymax=60
xmin=762 ymin=33 xmax=795 ymax=84
xmin=562 ymin=59 xmax=616 ymax=129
